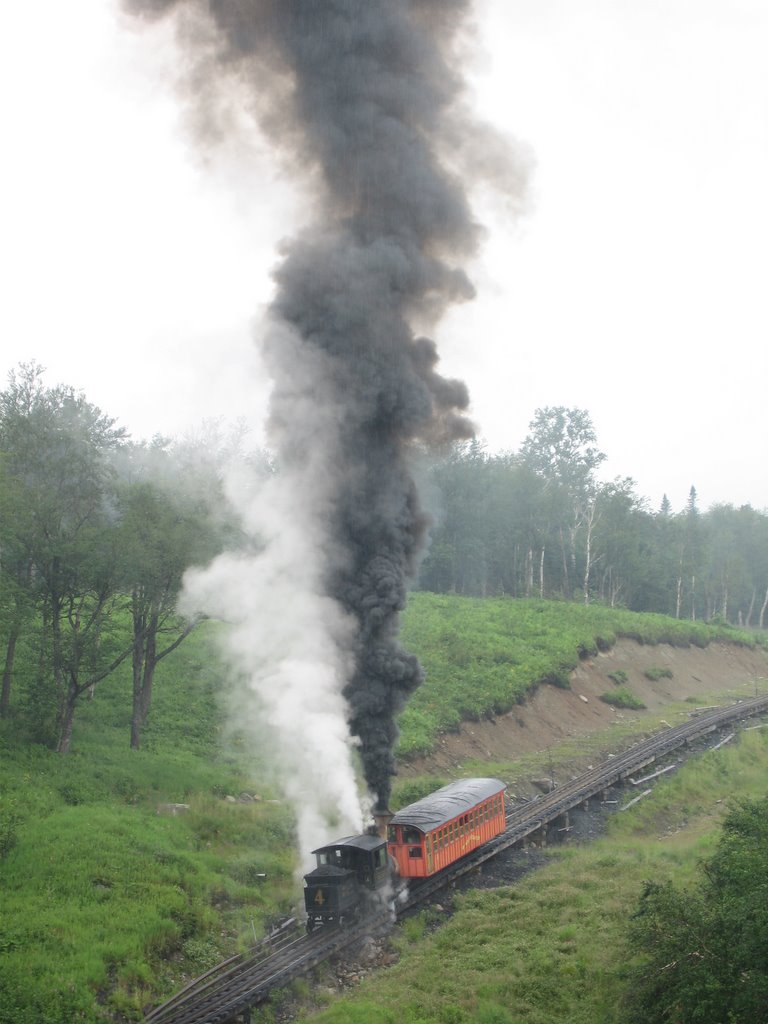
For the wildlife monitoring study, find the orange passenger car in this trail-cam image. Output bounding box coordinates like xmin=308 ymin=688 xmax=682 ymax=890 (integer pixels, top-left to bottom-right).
xmin=387 ymin=778 xmax=507 ymax=879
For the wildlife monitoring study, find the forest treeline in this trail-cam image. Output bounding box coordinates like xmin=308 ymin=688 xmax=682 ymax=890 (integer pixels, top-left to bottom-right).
xmin=1 ymin=366 xmax=766 ymax=754
xmin=416 ymin=407 xmax=768 ymax=629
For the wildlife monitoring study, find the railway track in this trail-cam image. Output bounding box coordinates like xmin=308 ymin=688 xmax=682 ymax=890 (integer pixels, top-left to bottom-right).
xmin=144 ymin=693 xmax=768 ymax=1024
xmin=143 ymin=914 xmax=392 ymax=1024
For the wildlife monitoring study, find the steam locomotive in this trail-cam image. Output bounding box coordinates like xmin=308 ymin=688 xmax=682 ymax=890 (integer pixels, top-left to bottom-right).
xmin=303 ymin=778 xmax=506 ymax=931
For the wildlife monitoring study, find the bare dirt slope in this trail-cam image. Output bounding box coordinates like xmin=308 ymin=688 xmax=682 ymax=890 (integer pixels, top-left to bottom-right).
xmin=402 ymin=639 xmax=768 ymax=777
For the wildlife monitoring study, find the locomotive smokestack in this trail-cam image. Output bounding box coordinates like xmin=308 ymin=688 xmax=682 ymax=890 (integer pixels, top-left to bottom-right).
xmin=372 ymin=807 xmax=394 ymax=842
xmin=129 ymin=0 xmax=528 ymax=837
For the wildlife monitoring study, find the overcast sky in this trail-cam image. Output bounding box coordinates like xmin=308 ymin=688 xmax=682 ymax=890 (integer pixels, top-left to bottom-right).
xmin=1 ymin=0 xmax=766 ymax=513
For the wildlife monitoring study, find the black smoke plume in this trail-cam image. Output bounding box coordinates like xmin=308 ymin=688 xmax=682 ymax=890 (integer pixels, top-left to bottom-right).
xmin=127 ymin=0 xmax=521 ymax=811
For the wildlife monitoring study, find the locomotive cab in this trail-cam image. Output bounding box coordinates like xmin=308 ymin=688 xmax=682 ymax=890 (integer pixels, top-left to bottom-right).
xmin=303 ymin=834 xmax=389 ymax=932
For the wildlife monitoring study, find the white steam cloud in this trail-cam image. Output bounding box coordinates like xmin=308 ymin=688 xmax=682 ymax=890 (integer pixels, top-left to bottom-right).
xmin=183 ymin=323 xmax=367 ymax=865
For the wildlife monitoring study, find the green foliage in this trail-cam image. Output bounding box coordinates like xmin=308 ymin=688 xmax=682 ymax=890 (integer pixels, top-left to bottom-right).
xmin=391 ymin=777 xmax=449 ymax=810
xmin=644 ymin=666 xmax=674 ymax=681
xmin=0 ymin=363 xmax=133 ymax=752
xmin=520 ymin=405 xmax=606 ymax=494
xmin=607 ymin=670 xmax=628 ymax=685
xmin=626 ymin=795 xmax=768 ymax=1024
xmin=599 ymin=688 xmax=646 ymax=710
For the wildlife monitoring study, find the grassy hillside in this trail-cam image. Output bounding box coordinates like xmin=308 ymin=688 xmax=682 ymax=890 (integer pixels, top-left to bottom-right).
xmin=397 ymin=594 xmax=765 ymax=758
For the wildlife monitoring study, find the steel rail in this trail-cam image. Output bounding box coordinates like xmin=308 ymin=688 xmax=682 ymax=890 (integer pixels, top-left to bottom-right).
xmin=144 ymin=693 xmax=768 ymax=1023
xmin=146 ymin=914 xmax=393 ymax=1024
xmin=144 ymin=918 xmax=299 ymax=1024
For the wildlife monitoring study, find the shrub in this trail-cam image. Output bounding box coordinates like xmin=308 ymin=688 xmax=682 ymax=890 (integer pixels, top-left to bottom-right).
xmin=608 ymin=670 xmax=629 ymax=686
xmin=392 ymin=777 xmax=449 ymax=810
xmin=599 ymin=688 xmax=646 ymax=710
xmin=644 ymin=667 xmax=673 ymax=681
xmin=542 ymin=668 xmax=573 ymax=689
xmin=626 ymin=796 xmax=768 ymax=1024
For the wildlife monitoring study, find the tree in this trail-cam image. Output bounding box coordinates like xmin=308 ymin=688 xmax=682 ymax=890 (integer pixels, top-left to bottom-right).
xmin=118 ymin=481 xmax=197 ymax=748
xmin=0 ymin=363 xmax=129 ymax=749
xmin=484 ymin=456 xmax=550 ymax=598
xmin=0 ymin=456 xmax=37 ymax=717
xmin=627 ymin=797 xmax=768 ymax=1023
xmin=417 ymin=441 xmax=491 ymax=595
xmin=650 ymin=498 xmax=683 ymax=618
xmin=591 ymin=477 xmax=648 ymax=608
xmin=51 ymin=521 xmax=135 ymax=754
xmin=674 ymin=486 xmax=704 ymax=619
xmin=113 ymin=428 xmax=264 ymax=748
xmin=116 ymin=467 xmax=218 ymax=747
xmin=519 ymin=406 xmax=606 ymax=493
xmin=520 ymin=407 xmax=606 ymax=599
xmin=701 ymin=504 xmax=768 ymax=627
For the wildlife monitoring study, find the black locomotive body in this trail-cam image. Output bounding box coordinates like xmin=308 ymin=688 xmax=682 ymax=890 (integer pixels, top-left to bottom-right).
xmin=303 ymin=834 xmax=390 ymax=932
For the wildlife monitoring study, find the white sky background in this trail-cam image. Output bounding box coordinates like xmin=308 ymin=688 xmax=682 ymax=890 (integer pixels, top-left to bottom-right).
xmin=1 ymin=0 xmax=766 ymax=514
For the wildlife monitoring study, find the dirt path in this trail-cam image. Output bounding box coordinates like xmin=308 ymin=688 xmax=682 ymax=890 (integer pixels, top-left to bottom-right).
xmin=400 ymin=639 xmax=768 ymax=777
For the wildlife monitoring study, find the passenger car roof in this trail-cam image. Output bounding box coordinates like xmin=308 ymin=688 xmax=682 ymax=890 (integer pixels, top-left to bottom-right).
xmin=389 ymin=778 xmax=506 ymax=832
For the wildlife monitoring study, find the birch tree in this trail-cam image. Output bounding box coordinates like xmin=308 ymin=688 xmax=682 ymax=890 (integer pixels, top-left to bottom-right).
xmin=520 ymin=407 xmax=606 ymax=599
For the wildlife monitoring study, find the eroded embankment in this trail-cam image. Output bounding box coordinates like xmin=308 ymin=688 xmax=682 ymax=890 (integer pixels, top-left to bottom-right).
xmin=400 ymin=639 xmax=768 ymax=776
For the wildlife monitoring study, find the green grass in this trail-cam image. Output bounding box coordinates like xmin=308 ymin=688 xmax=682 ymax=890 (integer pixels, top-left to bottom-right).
xmin=291 ymin=727 xmax=768 ymax=1024
xmin=397 ymin=594 xmax=764 ymax=758
xmin=0 ymin=622 xmax=299 ymax=1024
